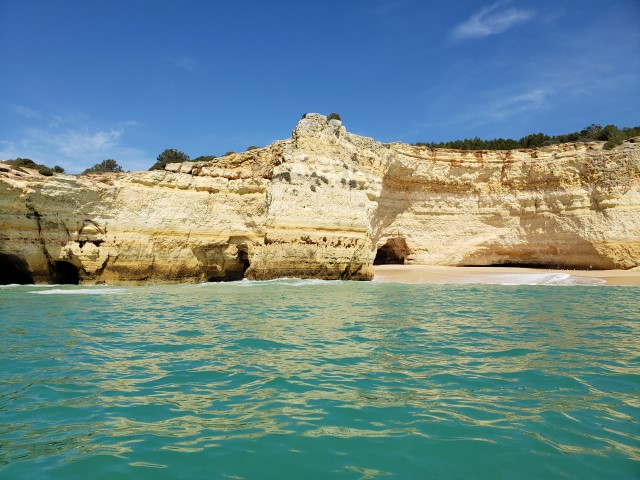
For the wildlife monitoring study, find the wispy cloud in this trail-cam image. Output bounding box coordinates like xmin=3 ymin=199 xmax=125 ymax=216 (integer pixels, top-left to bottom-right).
xmin=416 ymin=85 xmax=555 ymax=137
xmin=452 ymin=2 xmax=534 ymax=40
xmin=30 ymin=127 xmax=124 ymax=157
xmin=163 ymin=54 xmax=197 ymax=72
xmin=11 ymin=104 xmax=47 ymax=121
xmin=487 ymin=88 xmax=551 ymax=120
xmin=1 ymin=106 xmax=150 ymax=172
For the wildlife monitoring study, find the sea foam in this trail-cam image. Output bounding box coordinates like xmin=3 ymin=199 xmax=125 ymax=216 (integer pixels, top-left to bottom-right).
xmin=30 ymin=288 xmax=128 ymax=295
xmin=197 ymin=278 xmax=345 ymax=288
xmin=485 ymin=273 xmax=605 ymax=286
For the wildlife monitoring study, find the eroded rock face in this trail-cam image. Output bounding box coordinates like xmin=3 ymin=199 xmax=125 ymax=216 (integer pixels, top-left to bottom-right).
xmin=378 ymin=141 xmax=640 ymax=270
xmin=1 ymin=113 xmax=638 ymax=284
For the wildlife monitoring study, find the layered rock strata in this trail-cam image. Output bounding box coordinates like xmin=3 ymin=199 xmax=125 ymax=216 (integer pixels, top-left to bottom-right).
xmin=1 ymin=114 xmax=638 ymax=284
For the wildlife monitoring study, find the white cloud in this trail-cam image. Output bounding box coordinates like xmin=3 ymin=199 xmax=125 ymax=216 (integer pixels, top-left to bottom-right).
xmin=453 ymin=2 xmax=534 ymax=40
xmin=0 ymin=107 xmax=150 ymax=173
xmin=31 ymin=128 xmax=123 ymax=157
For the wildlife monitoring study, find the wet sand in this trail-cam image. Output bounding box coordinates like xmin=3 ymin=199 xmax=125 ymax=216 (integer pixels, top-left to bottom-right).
xmin=373 ymin=265 xmax=640 ymax=286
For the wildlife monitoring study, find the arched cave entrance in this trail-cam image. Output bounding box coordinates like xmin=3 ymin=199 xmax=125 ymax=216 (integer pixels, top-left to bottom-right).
xmin=374 ymin=237 xmax=410 ymax=265
xmin=0 ymin=253 xmax=34 ymax=284
xmin=52 ymin=261 xmax=80 ymax=285
xmin=207 ymin=245 xmax=251 ymax=282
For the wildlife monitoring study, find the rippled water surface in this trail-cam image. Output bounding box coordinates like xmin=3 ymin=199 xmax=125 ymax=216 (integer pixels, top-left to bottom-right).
xmin=1 ymin=281 xmax=639 ymax=479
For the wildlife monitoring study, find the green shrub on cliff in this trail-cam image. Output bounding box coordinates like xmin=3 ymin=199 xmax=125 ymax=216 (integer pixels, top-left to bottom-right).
xmin=82 ymin=159 xmax=123 ymax=174
xmin=603 ymin=138 xmax=624 ymax=150
xmin=3 ymin=158 xmax=64 ymax=176
xmin=191 ymin=155 xmax=217 ymax=162
xmin=328 ymin=112 xmax=341 ymax=121
xmin=150 ymin=149 xmax=190 ymax=170
xmin=416 ymin=123 xmax=640 ymax=150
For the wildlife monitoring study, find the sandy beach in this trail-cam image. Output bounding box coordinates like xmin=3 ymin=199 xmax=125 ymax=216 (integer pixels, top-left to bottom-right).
xmin=373 ymin=265 xmax=640 ymax=286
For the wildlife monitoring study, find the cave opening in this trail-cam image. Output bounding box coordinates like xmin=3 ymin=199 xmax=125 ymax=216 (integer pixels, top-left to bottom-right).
xmin=0 ymin=253 xmax=34 ymax=285
xmin=238 ymin=247 xmax=250 ymax=277
xmin=207 ymin=246 xmax=251 ymax=282
xmin=52 ymin=261 xmax=80 ymax=285
xmin=374 ymin=237 xmax=409 ymax=265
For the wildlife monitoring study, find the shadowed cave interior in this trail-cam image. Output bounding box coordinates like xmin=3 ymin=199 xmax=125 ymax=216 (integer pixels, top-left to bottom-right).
xmin=0 ymin=253 xmax=34 ymax=285
xmin=52 ymin=261 xmax=80 ymax=284
xmin=374 ymin=237 xmax=409 ymax=265
xmin=238 ymin=248 xmax=250 ymax=275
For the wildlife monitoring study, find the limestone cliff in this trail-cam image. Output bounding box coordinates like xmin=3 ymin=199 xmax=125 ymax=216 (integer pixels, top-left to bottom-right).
xmin=1 ymin=113 xmax=638 ymax=284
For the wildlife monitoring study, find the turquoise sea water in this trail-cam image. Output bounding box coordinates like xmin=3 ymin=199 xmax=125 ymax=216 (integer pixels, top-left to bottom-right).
xmin=1 ymin=280 xmax=638 ymax=479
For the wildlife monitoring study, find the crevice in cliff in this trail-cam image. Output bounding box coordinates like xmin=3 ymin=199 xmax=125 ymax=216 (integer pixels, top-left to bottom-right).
xmin=339 ymin=248 xmax=365 ymax=280
xmin=340 ymin=262 xmax=363 ymax=280
xmin=26 ymin=205 xmax=43 ymax=236
xmin=93 ymin=255 xmax=114 ymax=278
xmin=25 ymin=203 xmax=58 ymax=279
xmin=374 ymin=237 xmax=409 ymax=265
xmin=0 ymin=253 xmax=34 ymax=284
xmin=238 ymin=246 xmax=250 ymax=277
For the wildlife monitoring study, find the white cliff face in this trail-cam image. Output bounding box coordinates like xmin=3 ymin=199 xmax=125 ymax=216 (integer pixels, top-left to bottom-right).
xmin=0 ymin=113 xmax=638 ymax=285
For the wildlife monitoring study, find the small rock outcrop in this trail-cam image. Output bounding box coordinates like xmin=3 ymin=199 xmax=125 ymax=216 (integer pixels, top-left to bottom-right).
xmin=1 ymin=113 xmax=638 ymax=284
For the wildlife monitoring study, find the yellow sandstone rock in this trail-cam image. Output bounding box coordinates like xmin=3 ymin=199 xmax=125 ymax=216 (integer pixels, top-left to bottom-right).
xmin=0 ymin=113 xmax=638 ymax=284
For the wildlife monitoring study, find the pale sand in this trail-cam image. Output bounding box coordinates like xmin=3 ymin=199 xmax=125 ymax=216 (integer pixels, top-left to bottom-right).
xmin=373 ymin=265 xmax=640 ymax=286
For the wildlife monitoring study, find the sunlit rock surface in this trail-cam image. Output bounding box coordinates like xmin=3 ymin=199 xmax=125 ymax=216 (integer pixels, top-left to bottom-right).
xmin=1 ymin=113 xmax=638 ymax=284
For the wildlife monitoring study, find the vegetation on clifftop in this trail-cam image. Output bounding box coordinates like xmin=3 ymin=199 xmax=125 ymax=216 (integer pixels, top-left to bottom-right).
xmin=1 ymin=158 xmax=64 ymax=176
xmin=5 ymin=120 xmax=639 ymax=175
xmin=81 ymin=159 xmax=124 ymax=174
xmin=415 ymin=124 xmax=640 ymax=151
xmin=149 ymin=149 xmax=190 ymax=170
xmin=191 ymin=155 xmax=217 ymax=162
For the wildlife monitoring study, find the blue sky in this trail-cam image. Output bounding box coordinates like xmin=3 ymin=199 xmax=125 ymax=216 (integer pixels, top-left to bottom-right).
xmin=1 ymin=0 xmax=638 ymax=173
